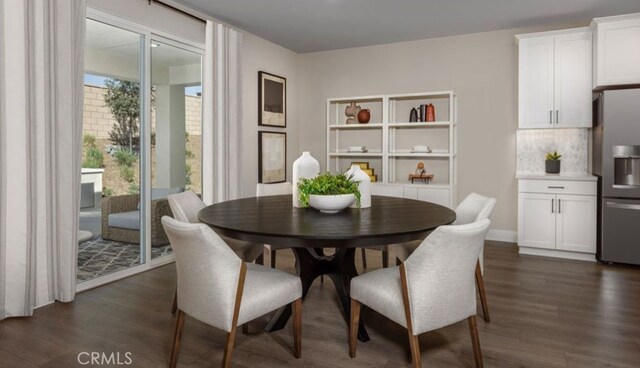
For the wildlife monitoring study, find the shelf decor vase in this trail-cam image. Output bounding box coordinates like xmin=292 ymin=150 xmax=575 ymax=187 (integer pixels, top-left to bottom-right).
xmin=345 ymin=101 xmax=361 ymax=125
xmin=292 ymin=152 xmax=320 ymax=207
xmin=345 ymin=164 xmax=371 ymax=208
xmin=426 ymin=103 xmax=435 ymax=122
xmin=545 ymin=160 xmax=561 ymax=174
xmin=357 ymin=109 xmax=371 ymax=124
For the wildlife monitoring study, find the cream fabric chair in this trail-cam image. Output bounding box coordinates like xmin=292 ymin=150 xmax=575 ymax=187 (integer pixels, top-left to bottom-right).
xmin=167 ymin=190 xmax=265 ymax=262
xmin=162 ymin=216 xmax=302 ymax=368
xmin=349 ymin=219 xmax=491 ymax=368
xmin=167 ymin=190 xmax=265 ymax=314
xmin=256 ymin=182 xmax=292 ymax=269
xmin=393 ymin=192 xmax=496 ymax=322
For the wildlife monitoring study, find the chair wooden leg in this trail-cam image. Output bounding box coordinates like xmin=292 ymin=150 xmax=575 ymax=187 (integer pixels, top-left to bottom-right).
xmin=223 ymin=262 xmax=247 ymax=368
xmin=349 ymin=299 xmax=361 ymax=358
xmin=400 ymin=263 xmax=420 ymax=367
xmin=169 ymin=310 xmax=185 ymax=368
xmin=408 ymin=333 xmax=421 ymax=368
xmin=468 ymin=316 xmax=483 ymax=368
xmin=270 ymin=249 xmax=277 ymax=269
xmin=382 ymin=250 xmax=389 ymax=268
xmin=171 ymin=290 xmax=177 ymax=314
xmin=222 ymin=325 xmax=238 ymax=368
xmin=475 ymin=260 xmax=490 ymax=323
xmin=292 ymin=298 xmax=302 ymax=358
xmin=255 ymin=253 xmax=264 ymax=265
xmin=361 ymin=249 xmax=367 ymax=268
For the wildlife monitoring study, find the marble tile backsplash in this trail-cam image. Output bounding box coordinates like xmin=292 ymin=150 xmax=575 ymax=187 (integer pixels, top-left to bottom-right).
xmin=517 ymin=129 xmax=589 ymax=174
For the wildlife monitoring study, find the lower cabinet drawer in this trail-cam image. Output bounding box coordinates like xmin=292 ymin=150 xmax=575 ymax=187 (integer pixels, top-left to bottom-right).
xmin=518 ymin=179 xmax=596 ymax=195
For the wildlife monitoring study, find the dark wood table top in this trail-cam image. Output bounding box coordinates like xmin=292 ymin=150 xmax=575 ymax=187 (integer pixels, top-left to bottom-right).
xmin=198 ymin=195 xmax=456 ymax=248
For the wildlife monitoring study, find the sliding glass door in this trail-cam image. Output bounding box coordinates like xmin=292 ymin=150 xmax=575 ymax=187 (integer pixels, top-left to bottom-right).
xmin=79 ymin=19 xmax=145 ymax=283
xmin=150 ymin=39 xmax=202 ymax=260
xmin=78 ymin=12 xmax=203 ymax=286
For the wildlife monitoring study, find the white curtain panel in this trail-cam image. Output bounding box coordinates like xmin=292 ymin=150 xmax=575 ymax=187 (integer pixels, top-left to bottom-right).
xmin=202 ymin=21 xmax=243 ymax=204
xmin=0 ymin=0 xmax=85 ymax=319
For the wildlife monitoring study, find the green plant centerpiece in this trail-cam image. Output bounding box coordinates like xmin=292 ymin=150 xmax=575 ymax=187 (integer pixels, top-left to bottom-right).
xmin=298 ymin=172 xmax=361 ymax=213
xmin=545 ymin=151 xmax=562 ymax=174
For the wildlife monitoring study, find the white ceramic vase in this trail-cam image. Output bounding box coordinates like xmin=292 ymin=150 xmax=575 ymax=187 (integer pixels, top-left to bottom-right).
xmin=345 ymin=164 xmax=371 ymax=208
xmin=292 ymin=151 xmax=320 ymax=207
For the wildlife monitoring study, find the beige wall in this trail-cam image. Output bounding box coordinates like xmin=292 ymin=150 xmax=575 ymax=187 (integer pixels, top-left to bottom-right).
xmin=297 ymin=22 xmax=587 ymax=233
xmin=241 ymin=32 xmax=300 ymax=198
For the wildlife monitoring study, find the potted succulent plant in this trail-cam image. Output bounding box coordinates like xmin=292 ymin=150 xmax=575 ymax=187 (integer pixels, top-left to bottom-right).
xmin=545 ymin=151 xmax=562 ymax=174
xmin=298 ymin=173 xmax=361 ymax=213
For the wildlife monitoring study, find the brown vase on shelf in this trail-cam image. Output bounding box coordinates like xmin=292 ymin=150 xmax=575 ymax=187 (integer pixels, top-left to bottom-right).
xmin=426 ymin=103 xmax=435 ymax=122
xmin=357 ymin=109 xmax=371 ymax=124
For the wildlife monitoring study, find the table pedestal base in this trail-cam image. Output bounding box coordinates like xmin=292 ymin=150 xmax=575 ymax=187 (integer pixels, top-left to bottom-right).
xmin=264 ymin=247 xmax=370 ymax=342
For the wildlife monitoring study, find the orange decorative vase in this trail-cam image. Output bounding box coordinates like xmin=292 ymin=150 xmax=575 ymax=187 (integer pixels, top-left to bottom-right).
xmin=425 ymin=104 xmax=435 ymax=122
xmin=357 ymin=109 xmax=371 ymax=124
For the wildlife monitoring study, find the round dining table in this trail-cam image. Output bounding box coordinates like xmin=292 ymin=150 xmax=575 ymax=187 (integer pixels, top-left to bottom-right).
xmin=198 ymin=195 xmax=456 ymax=342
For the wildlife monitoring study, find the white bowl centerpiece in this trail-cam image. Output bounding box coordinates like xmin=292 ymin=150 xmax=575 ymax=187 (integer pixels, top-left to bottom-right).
xmin=298 ymin=173 xmax=361 ymax=214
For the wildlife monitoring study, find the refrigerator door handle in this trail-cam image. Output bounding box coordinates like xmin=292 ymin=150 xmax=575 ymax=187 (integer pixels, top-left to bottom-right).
xmin=549 ymin=110 xmax=552 ymax=125
xmin=558 ymin=199 xmax=561 ymax=214
xmin=606 ymin=201 xmax=640 ymax=211
xmin=551 ymin=198 xmax=554 ymax=213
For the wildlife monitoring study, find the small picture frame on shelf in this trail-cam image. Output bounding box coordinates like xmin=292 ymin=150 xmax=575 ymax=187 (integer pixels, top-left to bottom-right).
xmin=258 ymin=71 xmax=286 ymax=127
xmin=258 ymin=131 xmax=287 ymax=183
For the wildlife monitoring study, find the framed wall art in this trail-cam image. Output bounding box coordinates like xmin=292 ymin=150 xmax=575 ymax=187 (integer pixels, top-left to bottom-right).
xmin=258 ymin=71 xmax=286 ymax=127
xmin=258 ymin=131 xmax=287 ymax=183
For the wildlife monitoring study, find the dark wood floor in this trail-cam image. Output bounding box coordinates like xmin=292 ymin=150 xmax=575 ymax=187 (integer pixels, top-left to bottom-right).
xmin=1 ymin=242 xmax=639 ymax=367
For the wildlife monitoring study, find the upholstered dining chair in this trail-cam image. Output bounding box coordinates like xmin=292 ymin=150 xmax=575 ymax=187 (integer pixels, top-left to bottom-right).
xmin=162 ymin=217 xmax=302 ymax=368
xmin=392 ymin=192 xmax=496 ymax=322
xmin=167 ymin=190 xmax=265 ymax=314
xmin=349 ymin=219 xmax=491 ymax=368
xmin=256 ymin=182 xmax=293 ymax=269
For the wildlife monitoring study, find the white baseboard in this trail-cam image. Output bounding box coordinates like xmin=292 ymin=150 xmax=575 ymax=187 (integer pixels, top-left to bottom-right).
xmin=518 ymin=246 xmax=596 ymax=262
xmin=486 ymin=229 xmax=517 ymax=243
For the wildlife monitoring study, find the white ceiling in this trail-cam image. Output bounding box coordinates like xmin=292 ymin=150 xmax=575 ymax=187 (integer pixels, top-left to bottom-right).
xmin=175 ymin=0 xmax=640 ymax=53
xmin=86 ymin=19 xmax=201 ymax=68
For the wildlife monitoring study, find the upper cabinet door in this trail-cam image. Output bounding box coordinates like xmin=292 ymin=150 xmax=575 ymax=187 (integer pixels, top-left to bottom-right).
xmin=519 ymin=37 xmax=555 ymax=129
xmin=554 ymin=31 xmax=593 ymax=128
xmin=593 ymin=15 xmax=640 ymax=88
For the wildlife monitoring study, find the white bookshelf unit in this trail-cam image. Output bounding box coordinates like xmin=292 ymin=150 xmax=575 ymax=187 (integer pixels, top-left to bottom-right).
xmin=326 ymin=91 xmax=457 ymax=208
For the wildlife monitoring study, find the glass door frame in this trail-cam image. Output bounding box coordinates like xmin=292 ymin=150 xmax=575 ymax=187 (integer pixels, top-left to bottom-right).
xmin=78 ymin=7 xmax=205 ymax=292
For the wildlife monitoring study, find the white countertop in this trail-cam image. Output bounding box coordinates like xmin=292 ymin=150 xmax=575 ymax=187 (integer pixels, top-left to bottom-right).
xmin=516 ymin=173 xmax=598 ymax=182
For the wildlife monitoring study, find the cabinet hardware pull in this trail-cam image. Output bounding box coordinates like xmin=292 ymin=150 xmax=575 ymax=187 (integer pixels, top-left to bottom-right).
xmin=606 ymin=202 xmax=640 ymax=211
xmin=548 ymin=186 xmax=565 ymax=189
xmin=556 ymin=110 xmax=559 ymax=125
xmin=558 ymin=199 xmax=561 ymax=213
xmin=551 ymin=198 xmax=554 ymax=213
xmin=549 ymin=110 xmax=552 ymax=125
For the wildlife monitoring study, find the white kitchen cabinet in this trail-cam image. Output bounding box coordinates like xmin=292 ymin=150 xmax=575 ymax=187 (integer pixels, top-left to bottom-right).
xmin=518 ymin=36 xmax=554 ymax=129
xmin=518 ymin=193 xmax=556 ymax=249
xmin=592 ymin=13 xmax=640 ymax=89
xmin=555 ymin=194 xmax=597 ymax=253
xmin=517 ymin=177 xmax=597 ymax=260
xmin=516 ymin=28 xmax=592 ymax=129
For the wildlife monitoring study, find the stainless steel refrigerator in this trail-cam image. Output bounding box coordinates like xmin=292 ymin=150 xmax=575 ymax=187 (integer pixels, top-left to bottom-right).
xmin=593 ymin=88 xmax=640 ymax=265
